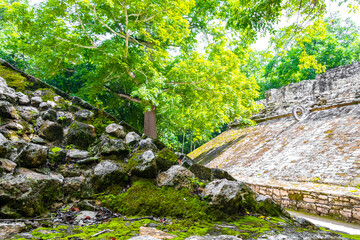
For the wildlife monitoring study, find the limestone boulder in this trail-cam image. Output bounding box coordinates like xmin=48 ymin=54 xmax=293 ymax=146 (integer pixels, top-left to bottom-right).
xmin=0 ymin=100 xmax=18 ymax=119
xmin=155 ymin=148 xmax=178 ymax=172
xmin=91 ymin=160 xmax=129 ymax=192
xmin=156 ymin=165 xmax=195 ymax=190
xmin=65 ymin=122 xmax=96 ymax=149
xmin=39 ymin=120 xmax=64 ymax=141
xmin=203 ymin=179 xmax=256 ymax=214
xmin=16 ymin=143 xmax=48 ymax=168
xmin=105 ymin=123 xmax=125 ymax=138
xmin=128 ymin=150 xmax=157 ymax=178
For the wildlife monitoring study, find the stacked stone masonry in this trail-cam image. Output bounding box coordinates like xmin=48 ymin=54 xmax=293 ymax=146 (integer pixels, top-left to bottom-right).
xmin=253 ymin=62 xmax=360 ymax=122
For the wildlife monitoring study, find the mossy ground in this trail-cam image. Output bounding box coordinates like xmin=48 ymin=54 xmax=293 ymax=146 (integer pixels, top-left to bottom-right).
xmin=14 ymin=215 xmax=296 ymax=240
xmin=0 ymin=65 xmax=31 ymax=92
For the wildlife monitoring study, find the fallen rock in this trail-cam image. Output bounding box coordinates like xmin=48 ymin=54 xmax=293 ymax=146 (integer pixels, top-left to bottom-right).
xmin=0 ymin=100 xmax=18 ymax=119
xmin=65 ymin=122 xmax=96 ymax=149
xmin=39 ymin=120 xmax=64 ymax=141
xmin=0 ymin=222 xmax=26 ymax=240
xmin=203 ymin=179 xmax=256 ymax=214
xmin=105 ymin=123 xmax=125 ymax=138
xmin=139 ymin=227 xmax=176 ymax=239
xmin=156 ymin=165 xmax=195 ymax=190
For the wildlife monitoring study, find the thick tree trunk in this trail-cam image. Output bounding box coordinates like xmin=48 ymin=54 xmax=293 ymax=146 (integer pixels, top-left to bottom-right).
xmin=144 ymin=105 xmax=157 ymax=139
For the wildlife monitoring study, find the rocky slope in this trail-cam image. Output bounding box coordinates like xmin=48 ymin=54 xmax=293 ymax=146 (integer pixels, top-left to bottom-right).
xmin=0 ymin=60 xmax=354 ymax=239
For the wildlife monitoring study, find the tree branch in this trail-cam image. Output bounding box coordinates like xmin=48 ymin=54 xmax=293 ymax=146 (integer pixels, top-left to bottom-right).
xmin=105 ymin=86 xmax=141 ymax=103
xmin=54 ymin=36 xmax=97 ymax=49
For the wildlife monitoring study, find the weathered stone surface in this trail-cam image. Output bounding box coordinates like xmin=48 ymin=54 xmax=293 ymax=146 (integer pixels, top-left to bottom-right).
xmin=0 ymin=158 xmax=16 ymax=173
xmin=0 ymin=168 xmax=63 ymax=217
xmin=0 ymin=100 xmax=18 ymax=119
xmin=138 ymin=138 xmax=156 ymax=150
xmin=156 ymin=165 xmax=195 ymax=190
xmin=155 ymin=148 xmax=178 ymax=172
xmin=0 ymin=77 xmax=17 ymax=103
xmin=17 ymin=143 xmax=48 ymax=168
xmin=129 ymin=236 xmax=159 ymax=240
xmin=105 ymin=123 xmax=125 ymax=138
xmin=16 ymin=92 xmax=30 ymax=105
xmin=30 ymin=136 xmax=46 ymax=144
xmin=211 ymin=168 xmax=236 ymax=181
xmin=64 ymin=176 xmax=86 ymax=194
xmin=16 ymin=106 xmax=39 ymax=122
xmin=5 ymin=122 xmax=23 ymax=131
xmin=99 ymin=136 xmax=128 ymax=157
xmin=203 ymin=179 xmax=256 ymax=214
xmin=0 ymin=140 xmax=15 ymax=159
xmin=67 ymin=149 xmax=90 ymax=160
xmin=56 ymin=111 xmax=74 ymax=126
xmin=189 ymin=164 xmax=212 ymax=181
xmin=75 ymin=109 xmax=94 ymax=121
xmin=41 ymin=109 xmax=57 ymax=121
xmin=39 ymin=120 xmax=64 ymax=141
xmin=0 ymin=222 xmax=26 ymax=239
xmin=139 ymin=227 xmax=176 ymax=239
xmin=126 ymin=132 xmax=141 ymax=144
xmin=65 ymin=122 xmax=96 ymax=149
xmin=30 ymin=96 xmax=42 ymax=107
xmin=184 ymin=236 xmax=242 ymax=240
xmin=92 ymin=160 xmax=128 ymax=191
xmin=128 ymin=150 xmax=157 ymax=178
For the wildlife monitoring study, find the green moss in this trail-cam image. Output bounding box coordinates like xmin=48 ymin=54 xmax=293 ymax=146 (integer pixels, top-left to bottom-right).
xmin=101 ymin=179 xmax=226 ymax=221
xmin=288 ymin=193 xmax=304 ymax=201
xmin=155 ymin=148 xmax=178 ymax=171
xmin=40 ymin=88 xmax=57 ymax=101
xmin=92 ymin=112 xmax=115 ymax=136
xmin=0 ymin=65 xmax=31 ymax=92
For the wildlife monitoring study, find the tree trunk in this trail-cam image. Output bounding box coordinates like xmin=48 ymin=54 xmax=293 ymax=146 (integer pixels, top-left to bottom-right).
xmin=144 ymin=105 xmax=157 ymax=139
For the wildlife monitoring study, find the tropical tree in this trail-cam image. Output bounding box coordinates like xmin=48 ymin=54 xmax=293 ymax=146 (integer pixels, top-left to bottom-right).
xmin=1 ymin=0 xmax=359 ymax=145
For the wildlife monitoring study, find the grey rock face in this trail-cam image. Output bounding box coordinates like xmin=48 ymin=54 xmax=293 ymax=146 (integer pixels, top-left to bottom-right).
xmin=67 ymin=149 xmax=90 ymax=160
xmin=17 ymin=92 xmax=30 ymax=105
xmin=0 ymin=77 xmax=17 ymax=103
xmin=94 ymin=160 xmax=122 ymax=176
xmin=185 ymin=236 xmax=242 ymax=240
xmin=39 ymin=101 xmax=57 ymax=111
xmin=105 ymin=123 xmax=125 ymax=138
xmin=129 ymin=150 xmax=157 ymax=178
xmin=138 ymin=138 xmax=155 ymax=150
xmin=30 ymin=96 xmax=42 ymax=107
xmin=41 ymin=109 xmax=57 ymax=121
xmin=156 ymin=165 xmax=195 ymax=190
xmin=203 ymin=179 xmax=255 ymax=214
xmin=65 ymin=122 xmax=96 ymax=149
xmin=0 ymin=222 xmax=26 ymax=240
xmin=0 ymin=100 xmax=18 ymax=119
xmin=64 ymin=176 xmax=86 ymax=194
xmin=126 ymin=132 xmax=141 ymax=144
xmin=92 ymin=160 xmax=129 ymax=191
xmin=17 ymin=143 xmax=48 ymax=168
xmin=39 ymin=120 xmax=64 ymax=141
xmin=56 ymin=111 xmax=74 ymax=126
xmin=128 ymin=236 xmax=159 ymax=240
xmin=0 ymin=158 xmax=17 ymax=173
xmin=4 ymin=122 xmax=23 ymax=131
xmin=16 ymin=106 xmax=39 ymax=122
xmin=100 ymin=136 xmax=128 ymax=156
xmin=0 ymin=139 xmax=15 ymax=159
xmin=75 ymin=109 xmax=94 ymax=121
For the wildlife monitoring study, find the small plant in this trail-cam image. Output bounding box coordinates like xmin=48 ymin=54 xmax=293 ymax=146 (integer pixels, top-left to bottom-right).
xmin=65 ymin=144 xmax=75 ymax=150
xmin=51 ymin=147 xmax=61 ymax=153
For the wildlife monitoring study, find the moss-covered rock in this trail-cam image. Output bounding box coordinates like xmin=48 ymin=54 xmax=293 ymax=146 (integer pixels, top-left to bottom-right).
xmin=189 ymin=164 xmax=212 ymax=181
xmin=17 ymin=143 xmax=48 ymax=168
xmin=65 ymin=122 xmax=96 ymax=149
xmin=155 ymin=148 xmax=178 ymax=172
xmin=39 ymin=120 xmax=64 ymax=142
xmin=0 ymin=65 xmax=30 ymax=93
xmin=127 ymin=150 xmax=157 ymax=178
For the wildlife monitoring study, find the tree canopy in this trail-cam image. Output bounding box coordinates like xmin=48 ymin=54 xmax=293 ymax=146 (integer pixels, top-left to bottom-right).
xmin=1 ymin=0 xmax=359 ymax=150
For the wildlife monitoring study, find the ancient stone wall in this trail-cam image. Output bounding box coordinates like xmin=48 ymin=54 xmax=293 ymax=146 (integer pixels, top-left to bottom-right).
xmin=252 ymin=62 xmax=360 ymax=122
xmin=248 ymin=183 xmax=360 ymax=224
